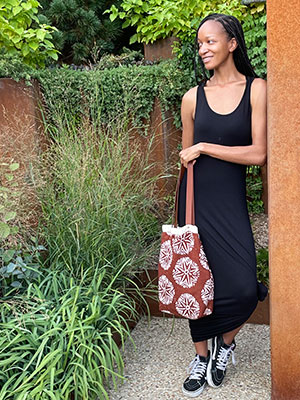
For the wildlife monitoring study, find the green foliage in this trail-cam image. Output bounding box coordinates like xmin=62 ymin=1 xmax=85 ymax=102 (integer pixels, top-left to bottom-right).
xmin=0 ymin=162 xmax=20 ymax=240
xmin=36 ymin=113 xmax=162 ymax=278
xmin=105 ymin=0 xmax=267 ymax=77
xmin=0 ymin=0 xmax=59 ymax=68
xmin=0 ymin=241 xmax=45 ymax=291
xmin=94 ymin=47 xmax=144 ymax=69
xmin=256 ymin=247 xmax=269 ymax=286
xmin=0 ymin=52 xmax=35 ymax=83
xmin=105 ymin=0 xmax=262 ymax=43
xmin=0 ymin=113 xmax=161 ymax=398
xmin=246 ymin=165 xmax=264 ymax=214
xmin=0 ymin=266 xmax=144 ymax=399
xmin=33 ymin=58 xmax=192 ymax=132
xmin=38 ymin=0 xmax=130 ymax=64
xmin=243 ymin=11 xmax=266 ymax=78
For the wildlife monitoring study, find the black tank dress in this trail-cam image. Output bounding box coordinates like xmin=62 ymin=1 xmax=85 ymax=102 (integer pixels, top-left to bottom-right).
xmin=178 ymin=75 xmax=267 ymax=343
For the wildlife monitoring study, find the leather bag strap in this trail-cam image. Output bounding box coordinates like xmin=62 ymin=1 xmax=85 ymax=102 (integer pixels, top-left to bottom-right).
xmin=173 ymin=160 xmax=196 ymax=227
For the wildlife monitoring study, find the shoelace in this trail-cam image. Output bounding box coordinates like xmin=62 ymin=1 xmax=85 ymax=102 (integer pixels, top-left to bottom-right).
xmin=216 ymin=344 xmax=236 ymax=371
xmin=187 ymin=355 xmax=207 ymax=380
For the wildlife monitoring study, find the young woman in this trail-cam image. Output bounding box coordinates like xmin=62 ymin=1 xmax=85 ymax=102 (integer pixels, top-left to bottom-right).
xmin=177 ymin=13 xmax=268 ymax=397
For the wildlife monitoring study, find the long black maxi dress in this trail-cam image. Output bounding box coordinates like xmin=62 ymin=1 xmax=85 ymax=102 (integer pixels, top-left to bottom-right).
xmin=177 ymin=75 xmax=267 ymax=343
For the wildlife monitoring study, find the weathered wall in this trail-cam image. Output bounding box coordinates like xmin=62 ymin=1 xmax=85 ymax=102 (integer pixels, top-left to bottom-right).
xmin=267 ymin=1 xmax=300 ymax=399
xmin=0 ymin=78 xmax=47 ymax=230
xmin=144 ymin=37 xmax=178 ymax=61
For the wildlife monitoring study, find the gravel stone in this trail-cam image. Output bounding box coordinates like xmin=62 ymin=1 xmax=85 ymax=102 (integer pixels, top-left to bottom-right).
xmin=250 ymin=213 xmax=269 ymax=250
xmin=106 ymin=316 xmax=271 ymax=400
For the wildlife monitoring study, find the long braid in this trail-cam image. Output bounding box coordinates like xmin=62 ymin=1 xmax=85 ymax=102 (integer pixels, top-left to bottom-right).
xmin=194 ymin=13 xmax=257 ymax=85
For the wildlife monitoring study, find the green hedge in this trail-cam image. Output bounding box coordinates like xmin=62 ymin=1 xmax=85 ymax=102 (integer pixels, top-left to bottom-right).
xmin=32 ymin=60 xmax=192 ymax=132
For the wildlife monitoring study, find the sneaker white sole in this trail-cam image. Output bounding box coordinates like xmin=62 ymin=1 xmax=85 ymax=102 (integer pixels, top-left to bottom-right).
xmin=206 ymin=356 xmax=222 ymax=388
xmin=206 ymin=337 xmax=222 ymax=388
xmin=182 ymin=382 xmax=206 ymax=397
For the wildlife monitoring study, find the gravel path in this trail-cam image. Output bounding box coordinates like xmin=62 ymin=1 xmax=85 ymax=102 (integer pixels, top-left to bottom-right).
xmin=106 ymin=316 xmax=271 ymax=400
xmin=250 ymin=213 xmax=268 ymax=250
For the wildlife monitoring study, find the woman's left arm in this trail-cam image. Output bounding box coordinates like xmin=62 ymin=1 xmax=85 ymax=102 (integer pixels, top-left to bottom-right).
xmin=179 ymin=78 xmax=267 ymax=167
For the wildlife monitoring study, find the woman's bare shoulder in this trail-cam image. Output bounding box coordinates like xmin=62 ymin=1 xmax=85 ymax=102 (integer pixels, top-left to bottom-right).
xmin=252 ymin=77 xmax=267 ymax=92
xmin=182 ymin=85 xmax=198 ymax=101
xmin=251 ymin=77 xmax=267 ymax=105
xmin=181 ymin=86 xmax=198 ymax=119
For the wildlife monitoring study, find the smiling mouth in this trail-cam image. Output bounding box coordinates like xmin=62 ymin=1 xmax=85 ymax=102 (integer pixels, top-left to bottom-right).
xmin=202 ymin=56 xmax=213 ymax=63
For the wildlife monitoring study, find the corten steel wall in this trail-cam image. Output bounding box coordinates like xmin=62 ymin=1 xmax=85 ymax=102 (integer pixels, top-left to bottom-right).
xmin=144 ymin=37 xmax=178 ymax=61
xmin=0 ymin=77 xmax=181 ymax=230
xmin=267 ymin=1 xmax=300 ymax=399
xmin=0 ymin=78 xmax=47 ymax=228
xmin=130 ymin=97 xmax=181 ymax=198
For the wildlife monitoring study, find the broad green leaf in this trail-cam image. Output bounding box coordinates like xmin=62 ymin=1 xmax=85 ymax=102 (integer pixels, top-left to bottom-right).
xmin=142 ymin=3 xmax=149 ymax=12
xmin=6 ymin=0 xmax=18 ymax=6
xmin=21 ymin=43 xmax=30 ymax=56
xmin=129 ymin=33 xmax=138 ymax=44
xmin=36 ymin=29 xmax=46 ymax=41
xmin=11 ymin=280 xmax=22 ymax=287
xmin=4 ymin=174 xmax=13 ymax=181
xmin=122 ymin=19 xmax=130 ymax=28
xmin=21 ymin=2 xmax=31 ymax=11
xmin=28 ymin=41 xmax=39 ymax=51
xmin=6 ymin=262 xmax=16 ymax=273
xmin=257 ymin=4 xmax=265 ymax=12
xmin=9 ymin=163 xmax=19 ymax=171
xmin=11 ymin=36 xmax=22 ymax=44
xmin=48 ymin=50 xmax=58 ymax=60
xmin=131 ymin=14 xmax=140 ymax=25
xmin=109 ymin=13 xmax=117 ymax=22
xmin=2 ymin=249 xmax=15 ymax=263
xmin=4 ymin=211 xmax=16 ymax=222
xmin=10 ymin=226 xmax=19 ymax=234
xmin=0 ymin=222 xmax=10 ymax=239
xmin=12 ymin=5 xmax=22 ymax=15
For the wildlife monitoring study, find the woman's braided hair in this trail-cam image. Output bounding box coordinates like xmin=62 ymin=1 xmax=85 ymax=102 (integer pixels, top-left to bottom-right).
xmin=194 ymin=13 xmax=258 ymax=85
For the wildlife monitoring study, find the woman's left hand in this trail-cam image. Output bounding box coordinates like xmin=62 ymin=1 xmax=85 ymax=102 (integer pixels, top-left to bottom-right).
xmin=179 ymin=143 xmax=203 ymax=168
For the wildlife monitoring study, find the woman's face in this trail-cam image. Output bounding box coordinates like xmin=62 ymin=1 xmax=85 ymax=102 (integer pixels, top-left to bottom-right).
xmin=197 ymin=20 xmax=236 ymax=70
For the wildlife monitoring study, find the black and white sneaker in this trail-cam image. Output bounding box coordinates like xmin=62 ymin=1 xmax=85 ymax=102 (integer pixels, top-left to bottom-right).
xmin=182 ymin=352 xmax=210 ymax=397
xmin=206 ymin=335 xmax=236 ymax=388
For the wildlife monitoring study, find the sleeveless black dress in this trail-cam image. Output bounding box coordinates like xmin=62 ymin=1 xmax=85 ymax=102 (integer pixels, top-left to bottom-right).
xmin=178 ymin=75 xmax=267 ymax=342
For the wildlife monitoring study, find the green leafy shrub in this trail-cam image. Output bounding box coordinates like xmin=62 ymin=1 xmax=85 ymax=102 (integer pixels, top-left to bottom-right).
xmin=37 ymin=0 xmax=132 ymax=64
xmin=105 ymin=0 xmax=247 ymax=44
xmin=0 ymin=0 xmax=59 ymax=68
xmin=105 ymin=0 xmax=266 ymax=77
xmin=0 ymin=265 xmax=144 ymax=399
xmin=243 ymin=11 xmax=267 ymax=78
xmin=246 ymin=165 xmax=264 ymax=214
xmin=0 ymin=53 xmax=36 ymax=83
xmin=33 ymin=58 xmax=192 ymax=131
xmin=256 ymin=247 xmax=269 ymax=286
xmin=0 ymin=241 xmax=45 ymax=291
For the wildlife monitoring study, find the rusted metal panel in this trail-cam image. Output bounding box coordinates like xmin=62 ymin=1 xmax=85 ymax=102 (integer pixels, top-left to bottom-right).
xmin=267 ymin=0 xmax=300 ymax=398
xmin=144 ymin=36 xmax=178 ymax=61
xmin=0 ymin=78 xmax=47 ymax=230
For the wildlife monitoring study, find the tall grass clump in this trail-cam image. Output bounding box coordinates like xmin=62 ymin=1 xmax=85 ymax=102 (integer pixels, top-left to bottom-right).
xmin=0 ymin=112 xmax=163 ymax=398
xmin=38 ymin=114 xmax=162 ymax=280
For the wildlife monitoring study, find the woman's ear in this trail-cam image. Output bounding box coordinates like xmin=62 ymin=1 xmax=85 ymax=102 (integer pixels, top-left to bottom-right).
xmin=229 ymin=37 xmax=238 ymax=53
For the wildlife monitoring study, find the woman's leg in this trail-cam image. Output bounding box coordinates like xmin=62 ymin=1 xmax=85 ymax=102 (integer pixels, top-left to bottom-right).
xmin=223 ymin=323 xmax=245 ymax=345
xmin=194 ymin=340 xmax=208 ymax=357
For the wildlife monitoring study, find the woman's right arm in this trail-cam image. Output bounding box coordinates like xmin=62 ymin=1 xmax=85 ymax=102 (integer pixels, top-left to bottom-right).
xmin=180 ymin=87 xmax=198 ymax=167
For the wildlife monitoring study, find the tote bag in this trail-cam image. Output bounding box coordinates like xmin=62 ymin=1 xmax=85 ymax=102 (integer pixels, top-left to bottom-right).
xmin=158 ymin=160 xmax=214 ymax=320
